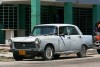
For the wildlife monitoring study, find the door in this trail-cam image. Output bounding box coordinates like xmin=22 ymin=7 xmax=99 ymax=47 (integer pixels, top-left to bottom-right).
xmin=67 ymin=26 xmax=82 ymax=51
xmin=59 ymin=26 xmax=71 ymax=51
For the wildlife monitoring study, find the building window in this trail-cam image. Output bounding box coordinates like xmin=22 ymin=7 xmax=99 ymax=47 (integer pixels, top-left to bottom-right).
xmin=73 ymin=7 xmax=93 ymax=35
xmin=0 ymin=4 xmax=18 ymax=37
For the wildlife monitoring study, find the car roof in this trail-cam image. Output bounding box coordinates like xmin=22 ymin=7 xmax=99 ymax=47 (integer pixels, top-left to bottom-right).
xmin=36 ymin=24 xmax=75 ymax=27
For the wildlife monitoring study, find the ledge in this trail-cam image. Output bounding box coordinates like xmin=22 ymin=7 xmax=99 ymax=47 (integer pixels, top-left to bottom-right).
xmin=1 ymin=29 xmax=25 ymax=31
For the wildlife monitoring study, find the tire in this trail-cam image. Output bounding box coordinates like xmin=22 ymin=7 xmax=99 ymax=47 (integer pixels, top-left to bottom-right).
xmin=13 ymin=53 xmax=23 ymax=61
xmin=77 ymin=45 xmax=87 ymax=58
xmin=43 ymin=45 xmax=54 ymax=60
xmin=97 ymin=49 xmax=100 ymax=54
xmin=53 ymin=54 xmax=60 ymax=59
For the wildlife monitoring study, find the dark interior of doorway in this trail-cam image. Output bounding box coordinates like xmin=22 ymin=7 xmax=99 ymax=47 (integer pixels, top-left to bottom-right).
xmin=56 ymin=8 xmax=64 ymax=24
xmin=41 ymin=6 xmax=64 ymax=24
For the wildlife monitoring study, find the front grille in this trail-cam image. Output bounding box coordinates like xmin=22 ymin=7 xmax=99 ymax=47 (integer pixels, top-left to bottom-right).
xmin=14 ymin=42 xmax=36 ymax=49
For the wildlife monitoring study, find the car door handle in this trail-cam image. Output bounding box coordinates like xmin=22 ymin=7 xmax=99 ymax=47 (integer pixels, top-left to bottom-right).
xmin=78 ymin=36 xmax=81 ymax=38
xmin=67 ymin=37 xmax=70 ymax=39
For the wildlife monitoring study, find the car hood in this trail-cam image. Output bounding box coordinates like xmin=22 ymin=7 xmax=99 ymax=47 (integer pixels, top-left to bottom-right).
xmin=11 ymin=36 xmax=42 ymax=42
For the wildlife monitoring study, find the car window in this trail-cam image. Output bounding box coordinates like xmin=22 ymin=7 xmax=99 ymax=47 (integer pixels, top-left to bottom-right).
xmin=59 ymin=27 xmax=68 ymax=35
xmin=32 ymin=26 xmax=57 ymax=36
xmin=67 ymin=26 xmax=79 ymax=35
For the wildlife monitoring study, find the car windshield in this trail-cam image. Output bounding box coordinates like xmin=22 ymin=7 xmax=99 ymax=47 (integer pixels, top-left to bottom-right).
xmin=31 ymin=26 xmax=57 ymax=36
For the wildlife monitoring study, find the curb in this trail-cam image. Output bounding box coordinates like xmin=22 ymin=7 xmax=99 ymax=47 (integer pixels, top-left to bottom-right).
xmin=0 ymin=44 xmax=10 ymax=47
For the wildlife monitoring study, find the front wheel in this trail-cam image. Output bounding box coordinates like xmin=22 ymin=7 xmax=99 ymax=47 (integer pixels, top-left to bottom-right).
xmin=13 ymin=53 xmax=23 ymax=61
xmin=77 ymin=45 xmax=87 ymax=58
xmin=43 ymin=45 xmax=54 ymax=60
xmin=97 ymin=49 xmax=100 ymax=54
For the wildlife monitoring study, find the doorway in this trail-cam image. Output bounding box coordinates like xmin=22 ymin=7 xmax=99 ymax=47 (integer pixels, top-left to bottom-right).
xmin=55 ymin=7 xmax=64 ymax=23
xmin=41 ymin=6 xmax=64 ymax=24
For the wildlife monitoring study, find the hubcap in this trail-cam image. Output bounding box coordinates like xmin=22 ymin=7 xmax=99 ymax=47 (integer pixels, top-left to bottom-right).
xmin=46 ymin=47 xmax=53 ymax=59
xmin=81 ymin=46 xmax=86 ymax=56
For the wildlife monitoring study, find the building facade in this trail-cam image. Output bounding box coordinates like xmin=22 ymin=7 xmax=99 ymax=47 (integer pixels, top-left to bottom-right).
xmin=0 ymin=0 xmax=100 ymax=44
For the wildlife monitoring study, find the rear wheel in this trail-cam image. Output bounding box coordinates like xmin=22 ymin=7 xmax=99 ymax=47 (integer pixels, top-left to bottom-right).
xmin=43 ymin=45 xmax=54 ymax=60
xmin=97 ymin=49 xmax=100 ymax=54
xmin=77 ymin=45 xmax=87 ymax=58
xmin=13 ymin=53 xmax=23 ymax=61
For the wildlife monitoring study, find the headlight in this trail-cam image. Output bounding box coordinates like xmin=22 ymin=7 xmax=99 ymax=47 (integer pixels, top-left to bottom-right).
xmin=35 ymin=38 xmax=40 ymax=45
xmin=8 ymin=39 xmax=12 ymax=45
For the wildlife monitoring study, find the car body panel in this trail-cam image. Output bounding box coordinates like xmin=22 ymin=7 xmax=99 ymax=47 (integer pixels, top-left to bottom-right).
xmin=10 ymin=24 xmax=93 ymax=58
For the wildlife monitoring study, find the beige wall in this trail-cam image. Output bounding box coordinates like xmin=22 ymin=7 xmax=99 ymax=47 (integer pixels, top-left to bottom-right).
xmin=1 ymin=0 xmax=29 ymax=4
xmin=0 ymin=0 xmax=57 ymax=4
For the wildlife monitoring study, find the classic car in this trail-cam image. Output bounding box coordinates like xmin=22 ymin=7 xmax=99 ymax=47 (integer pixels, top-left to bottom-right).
xmin=9 ymin=24 xmax=93 ymax=60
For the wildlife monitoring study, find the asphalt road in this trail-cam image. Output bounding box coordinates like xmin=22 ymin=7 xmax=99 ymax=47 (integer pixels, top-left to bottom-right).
xmin=0 ymin=49 xmax=100 ymax=67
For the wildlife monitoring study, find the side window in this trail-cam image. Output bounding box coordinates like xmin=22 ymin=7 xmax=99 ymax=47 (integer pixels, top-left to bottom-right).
xmin=67 ymin=26 xmax=79 ymax=35
xmin=59 ymin=27 xmax=68 ymax=35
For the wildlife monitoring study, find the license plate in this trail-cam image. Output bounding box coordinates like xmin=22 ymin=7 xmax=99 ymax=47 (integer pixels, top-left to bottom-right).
xmin=19 ymin=50 xmax=26 ymax=55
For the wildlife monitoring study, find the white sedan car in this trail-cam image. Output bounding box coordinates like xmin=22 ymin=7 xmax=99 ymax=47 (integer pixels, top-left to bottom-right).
xmin=9 ymin=24 xmax=93 ymax=60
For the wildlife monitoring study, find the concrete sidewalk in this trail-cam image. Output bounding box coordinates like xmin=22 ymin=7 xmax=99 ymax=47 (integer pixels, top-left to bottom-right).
xmin=0 ymin=45 xmax=13 ymax=58
xmin=0 ymin=52 xmax=13 ymax=58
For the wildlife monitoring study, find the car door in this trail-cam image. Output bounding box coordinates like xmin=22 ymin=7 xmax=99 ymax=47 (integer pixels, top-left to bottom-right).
xmin=67 ymin=26 xmax=82 ymax=51
xmin=59 ymin=26 xmax=71 ymax=51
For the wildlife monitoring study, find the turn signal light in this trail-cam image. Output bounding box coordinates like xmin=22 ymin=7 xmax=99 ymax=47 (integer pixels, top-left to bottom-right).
xmin=95 ymin=35 xmax=100 ymax=41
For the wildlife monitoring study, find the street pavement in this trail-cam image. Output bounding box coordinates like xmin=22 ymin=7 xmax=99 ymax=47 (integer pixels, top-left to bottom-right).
xmin=0 ymin=53 xmax=100 ymax=67
xmin=0 ymin=46 xmax=100 ymax=67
